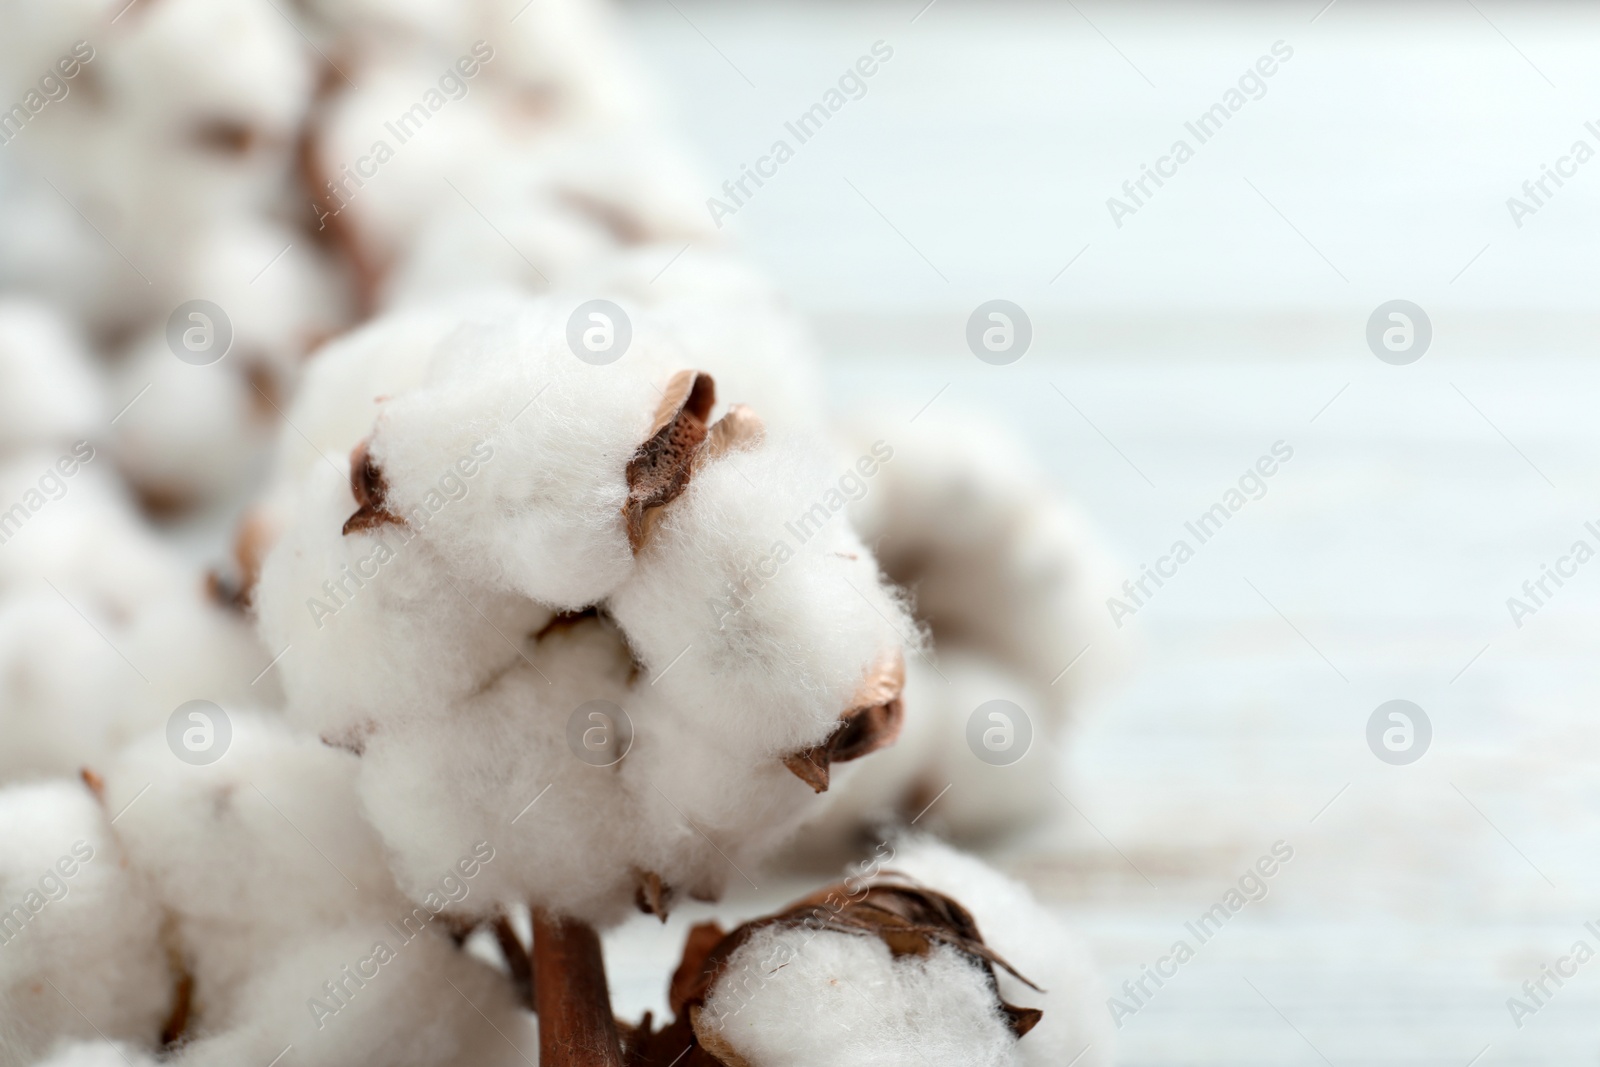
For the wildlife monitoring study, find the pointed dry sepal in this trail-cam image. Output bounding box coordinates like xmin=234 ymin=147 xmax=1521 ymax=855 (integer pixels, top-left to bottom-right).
xmin=342 ymin=437 xmax=404 ymax=535
xmin=782 ymin=650 xmax=906 ymax=793
xmin=624 ymin=371 xmax=716 ymax=552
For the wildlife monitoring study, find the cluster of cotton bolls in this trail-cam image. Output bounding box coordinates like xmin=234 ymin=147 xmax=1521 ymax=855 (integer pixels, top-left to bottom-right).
xmin=0 ymin=0 xmax=1122 ymax=1064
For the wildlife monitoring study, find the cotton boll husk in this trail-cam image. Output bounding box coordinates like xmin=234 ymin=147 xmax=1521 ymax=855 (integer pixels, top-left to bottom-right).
xmin=103 ymin=712 xmax=407 ymax=1027
xmin=0 ymin=447 xmax=183 ymax=619
xmin=846 ymin=415 xmax=1126 ymax=718
xmin=701 ymin=926 xmax=1021 ymax=1067
xmin=888 ymin=836 xmax=1114 ymax=1067
xmin=0 ymin=299 xmax=105 ymax=456
xmin=0 ymin=781 xmax=171 ymax=1066
xmin=256 ymin=462 xmax=551 ymax=743
xmin=24 ymin=1042 xmax=160 ymax=1067
xmin=172 ymin=924 xmax=537 ymax=1067
xmin=0 ymin=593 xmax=123 ymax=784
xmin=802 ymin=652 xmax=1059 ymax=850
xmin=109 ymin=333 xmax=271 ymax=513
xmin=357 ymin=619 xmax=637 ymax=926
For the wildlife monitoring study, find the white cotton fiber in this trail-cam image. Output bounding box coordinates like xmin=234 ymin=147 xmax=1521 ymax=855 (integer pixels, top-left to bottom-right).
xmin=701 ymin=926 xmax=1020 ymax=1067
xmin=100 ymin=0 xmax=313 ymax=156
xmin=256 ymin=461 xmax=553 ymax=744
xmin=103 ymin=711 xmax=407 ymax=1029
xmin=889 ymin=836 xmax=1113 ymax=1067
xmin=0 ymin=447 xmax=184 ymax=620
xmin=610 ymin=438 xmax=915 ymax=899
xmin=0 ymin=592 xmax=122 ymax=784
xmin=357 ymin=617 xmax=635 ymax=926
xmin=108 ymin=331 xmax=271 ymax=514
xmin=0 ymin=299 xmax=105 ymax=456
xmin=172 ymin=922 xmax=537 ymax=1067
xmin=0 ymin=780 xmax=170 ymax=1067
xmin=25 ymin=1042 xmax=159 ymax=1067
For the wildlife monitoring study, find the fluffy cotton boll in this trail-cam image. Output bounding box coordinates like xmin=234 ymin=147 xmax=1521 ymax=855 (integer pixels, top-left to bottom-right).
xmin=609 ymin=440 xmax=915 ymax=897
xmin=0 ymin=447 xmax=183 ymax=620
xmin=378 ymin=189 xmax=616 ymax=308
xmin=310 ymin=60 xmax=509 ymax=272
xmin=257 ymin=294 xmax=518 ymax=541
xmin=103 ymin=713 xmax=407 ymax=1028
xmin=0 ymin=163 xmax=152 ymax=344
xmin=256 ymin=462 xmax=551 ymax=744
xmin=173 ymin=923 xmax=537 ymax=1067
xmin=575 ymin=246 xmax=825 ymax=434
xmin=700 ymin=926 xmax=1021 ymax=1067
xmin=0 ymin=299 xmax=105 ymax=456
xmin=889 ymin=837 xmax=1113 ymax=1067
xmin=25 ymin=1042 xmax=160 ymax=1067
xmin=0 ymin=780 xmax=171 ymax=1066
xmin=486 ymin=0 xmax=649 ymax=124
xmin=363 ymin=303 xmax=666 ymax=608
xmin=179 ymin=217 xmax=352 ymax=376
xmin=357 ymin=619 xmax=637 ymax=926
xmin=0 ymin=593 xmax=124 ymax=784
xmin=536 ymin=126 xmax=716 ymax=245
xmin=116 ymin=589 xmax=284 ymax=745
xmin=610 ymin=437 xmax=914 ymax=760
xmin=846 ymin=416 xmax=1125 ymax=720
xmin=109 ymin=332 xmax=271 ymax=513
xmin=102 ymin=0 xmax=313 ymax=159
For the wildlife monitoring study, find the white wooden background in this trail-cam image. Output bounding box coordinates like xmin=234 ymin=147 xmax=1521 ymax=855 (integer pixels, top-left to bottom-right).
xmin=605 ymin=3 xmax=1600 ymax=1063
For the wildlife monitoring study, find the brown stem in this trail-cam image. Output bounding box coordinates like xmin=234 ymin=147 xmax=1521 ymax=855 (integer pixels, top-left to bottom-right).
xmin=493 ymin=914 xmax=535 ymax=1009
xmin=532 ymin=907 xmax=624 ymax=1067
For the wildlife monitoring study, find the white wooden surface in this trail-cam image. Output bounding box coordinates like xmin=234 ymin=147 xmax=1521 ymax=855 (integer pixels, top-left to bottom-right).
xmin=609 ymin=4 xmax=1600 ymax=1063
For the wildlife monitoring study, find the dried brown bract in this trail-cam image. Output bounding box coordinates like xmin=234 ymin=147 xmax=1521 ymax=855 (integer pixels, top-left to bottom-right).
xmin=624 ymin=371 xmax=715 ymax=552
xmin=782 ymin=650 xmax=906 ymax=793
xmin=342 ymin=437 xmax=403 ymax=535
